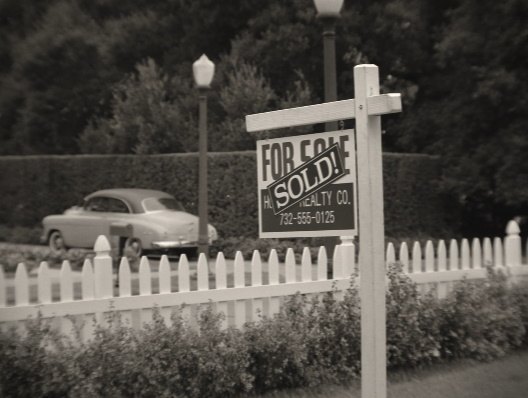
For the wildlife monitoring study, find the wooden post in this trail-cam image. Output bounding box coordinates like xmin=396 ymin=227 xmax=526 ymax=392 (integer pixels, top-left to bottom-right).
xmin=505 ymin=220 xmax=521 ymax=267
xmin=354 ymin=64 xmax=387 ymax=398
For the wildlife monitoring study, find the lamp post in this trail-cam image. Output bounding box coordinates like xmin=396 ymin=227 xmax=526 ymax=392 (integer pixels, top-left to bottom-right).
xmin=314 ymin=0 xmax=345 ymax=258
xmin=193 ymin=54 xmax=215 ymax=256
xmin=314 ymin=0 xmax=343 ymax=132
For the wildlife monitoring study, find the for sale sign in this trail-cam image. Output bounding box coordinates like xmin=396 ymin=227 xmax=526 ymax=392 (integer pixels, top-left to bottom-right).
xmin=257 ymin=130 xmax=357 ymax=238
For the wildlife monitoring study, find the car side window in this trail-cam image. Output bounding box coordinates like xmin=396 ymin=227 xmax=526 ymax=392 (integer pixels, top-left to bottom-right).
xmin=85 ymin=197 xmax=129 ymax=213
xmin=85 ymin=197 xmax=105 ymax=212
xmin=106 ymin=198 xmax=129 ymax=213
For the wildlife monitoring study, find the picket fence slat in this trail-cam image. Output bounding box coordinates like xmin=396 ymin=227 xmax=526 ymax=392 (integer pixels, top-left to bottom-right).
xmin=437 ymin=241 xmax=447 ymax=272
xmin=436 ymin=240 xmax=448 ymax=298
xmin=82 ymin=259 xmax=95 ymax=300
xmin=60 ymin=261 xmax=73 ymax=302
xmin=301 ymin=247 xmax=312 ymax=282
xmin=234 ymin=252 xmax=246 ymax=327
xmin=425 ymin=241 xmax=434 ymax=272
xmin=449 ymin=239 xmax=459 ymax=270
xmin=15 ymin=263 xmax=29 ymax=306
xmin=399 ymin=242 xmax=409 ymax=273
xmin=158 ymin=255 xmax=172 ymax=325
xmin=333 ymin=245 xmax=342 ymax=278
xmin=461 ymin=239 xmax=470 ymax=270
xmin=285 ymin=249 xmax=296 ymax=283
xmin=333 ymin=245 xmax=345 ymax=300
xmin=412 ymin=242 xmax=421 ymax=274
xmin=214 ymin=252 xmax=228 ymax=328
xmin=494 ymin=237 xmax=504 ymax=267
xmin=197 ymin=253 xmax=209 ymax=291
xmin=386 ymin=243 xmax=395 ymax=265
xmin=38 ymin=262 xmax=52 ymax=304
xmin=139 ymin=257 xmax=152 ymax=295
xmin=251 ymin=250 xmax=264 ymax=322
xmin=483 ymin=238 xmax=493 ymax=266
xmin=472 ymin=238 xmax=482 ymax=269
xmin=178 ymin=255 xmax=190 ymax=292
xmin=159 ymin=255 xmax=171 ymax=294
xmin=317 ymin=246 xmax=327 ymax=281
xmin=268 ymin=249 xmax=280 ymax=316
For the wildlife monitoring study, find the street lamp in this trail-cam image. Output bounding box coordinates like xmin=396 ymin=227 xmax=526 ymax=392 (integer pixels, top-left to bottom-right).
xmin=314 ymin=0 xmax=343 ymax=132
xmin=193 ymin=54 xmax=215 ymax=256
xmin=314 ymin=0 xmax=346 ymax=255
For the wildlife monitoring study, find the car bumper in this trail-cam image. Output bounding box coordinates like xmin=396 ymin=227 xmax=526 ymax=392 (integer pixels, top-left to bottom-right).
xmin=151 ymin=237 xmax=216 ymax=249
xmin=151 ymin=240 xmax=196 ymax=249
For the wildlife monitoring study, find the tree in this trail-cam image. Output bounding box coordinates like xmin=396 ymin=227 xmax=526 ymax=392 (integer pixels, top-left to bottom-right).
xmin=393 ymin=0 xmax=528 ymax=234
xmin=79 ymin=58 xmax=196 ymax=154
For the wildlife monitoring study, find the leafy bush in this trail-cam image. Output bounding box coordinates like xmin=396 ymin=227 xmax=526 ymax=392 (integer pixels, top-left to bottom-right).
xmin=304 ymin=285 xmax=361 ymax=382
xmin=0 ymin=244 xmax=94 ymax=273
xmin=0 ymin=224 xmax=42 ymax=245
xmin=438 ymin=267 xmax=525 ymax=360
xmin=509 ymin=282 xmax=528 ymax=345
xmin=245 ymin=298 xmax=310 ymax=393
xmin=0 ymin=315 xmax=72 ymax=397
xmin=386 ymin=263 xmax=441 ymax=368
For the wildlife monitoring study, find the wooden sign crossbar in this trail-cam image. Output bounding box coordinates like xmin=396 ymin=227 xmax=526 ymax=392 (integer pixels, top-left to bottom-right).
xmin=246 ymin=93 xmax=401 ymax=132
xmin=246 ymin=64 xmax=402 ymax=398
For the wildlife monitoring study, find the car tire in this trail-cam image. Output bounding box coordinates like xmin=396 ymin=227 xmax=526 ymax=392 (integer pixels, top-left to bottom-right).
xmin=123 ymin=237 xmax=142 ymax=258
xmin=48 ymin=230 xmax=67 ymax=254
xmin=180 ymin=247 xmax=198 ymax=260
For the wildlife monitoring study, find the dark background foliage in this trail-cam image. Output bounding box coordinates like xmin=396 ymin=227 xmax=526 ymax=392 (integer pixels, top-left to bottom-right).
xmin=0 ymin=152 xmax=451 ymax=240
xmin=0 ymin=0 xmax=526 ymax=236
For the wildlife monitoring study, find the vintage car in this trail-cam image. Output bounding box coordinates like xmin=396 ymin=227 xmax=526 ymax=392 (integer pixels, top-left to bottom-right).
xmin=41 ymin=188 xmax=218 ymax=257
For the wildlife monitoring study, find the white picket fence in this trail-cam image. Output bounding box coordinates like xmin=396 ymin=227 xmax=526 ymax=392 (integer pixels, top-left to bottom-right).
xmin=0 ymin=220 xmax=527 ymax=341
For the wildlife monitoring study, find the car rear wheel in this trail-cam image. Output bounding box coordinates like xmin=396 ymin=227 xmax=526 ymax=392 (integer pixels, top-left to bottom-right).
xmin=48 ymin=230 xmax=67 ymax=254
xmin=123 ymin=237 xmax=142 ymax=258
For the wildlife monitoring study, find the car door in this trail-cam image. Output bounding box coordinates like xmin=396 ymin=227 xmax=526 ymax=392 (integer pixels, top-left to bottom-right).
xmin=63 ymin=196 xmax=108 ymax=248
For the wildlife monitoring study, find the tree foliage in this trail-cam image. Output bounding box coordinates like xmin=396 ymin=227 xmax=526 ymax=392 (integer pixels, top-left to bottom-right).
xmin=0 ymin=0 xmax=527 ymax=234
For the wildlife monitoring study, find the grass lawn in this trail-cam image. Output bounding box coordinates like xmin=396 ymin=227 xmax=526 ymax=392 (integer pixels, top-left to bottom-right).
xmin=258 ymin=349 xmax=528 ymax=398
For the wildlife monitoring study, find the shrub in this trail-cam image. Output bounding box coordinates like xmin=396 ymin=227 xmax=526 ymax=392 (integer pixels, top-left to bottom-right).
xmin=0 ymin=224 xmax=42 ymax=245
xmin=386 ymin=263 xmax=441 ymax=368
xmin=304 ymin=285 xmax=361 ymax=383
xmin=438 ymin=267 xmax=525 ymax=360
xmin=244 ymin=295 xmax=311 ymax=394
xmin=0 ymin=315 xmax=72 ymax=397
xmin=67 ymin=313 xmax=140 ymax=397
xmin=133 ymin=308 xmax=253 ymax=398
xmin=0 ymin=244 xmax=94 ymax=273
xmin=509 ymin=282 xmax=528 ymax=345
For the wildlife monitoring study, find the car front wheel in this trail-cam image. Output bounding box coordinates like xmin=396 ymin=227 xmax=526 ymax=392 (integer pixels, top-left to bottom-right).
xmin=48 ymin=230 xmax=67 ymax=254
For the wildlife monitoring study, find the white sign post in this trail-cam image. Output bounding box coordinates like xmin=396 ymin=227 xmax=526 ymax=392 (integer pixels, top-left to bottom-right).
xmin=246 ymin=64 xmax=401 ymax=398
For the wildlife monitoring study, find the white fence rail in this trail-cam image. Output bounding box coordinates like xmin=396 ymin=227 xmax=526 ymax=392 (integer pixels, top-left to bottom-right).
xmin=0 ymin=221 xmax=527 ymax=340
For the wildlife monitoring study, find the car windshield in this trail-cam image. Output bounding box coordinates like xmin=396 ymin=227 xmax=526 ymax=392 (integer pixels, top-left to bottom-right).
xmin=142 ymin=197 xmax=185 ymax=212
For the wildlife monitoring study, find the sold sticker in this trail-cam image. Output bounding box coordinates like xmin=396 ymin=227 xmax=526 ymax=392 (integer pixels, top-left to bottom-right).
xmin=256 ymin=130 xmax=357 ymax=238
xmin=268 ymin=144 xmax=345 ymax=214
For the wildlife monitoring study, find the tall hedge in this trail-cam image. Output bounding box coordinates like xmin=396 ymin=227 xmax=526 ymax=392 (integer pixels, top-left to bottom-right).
xmin=0 ymin=152 xmax=452 ymax=238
